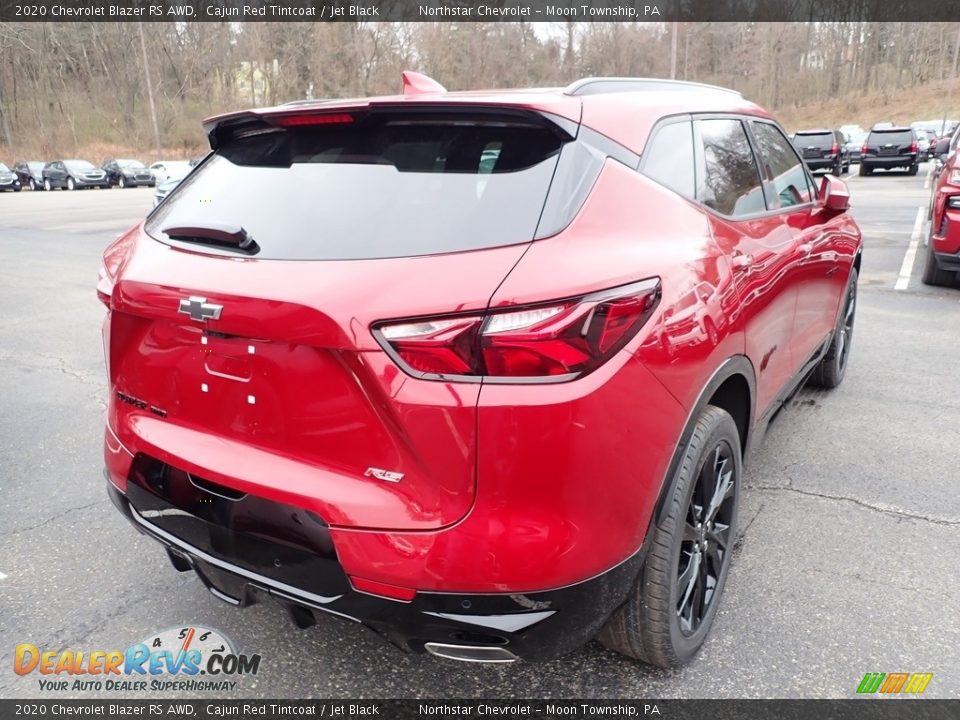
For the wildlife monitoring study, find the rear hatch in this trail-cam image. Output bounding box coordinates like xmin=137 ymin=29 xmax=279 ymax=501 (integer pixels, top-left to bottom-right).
xmin=866 ymin=128 xmax=914 ymax=157
xmin=793 ymin=131 xmax=836 ymax=160
xmin=106 ymin=106 xmax=573 ymax=531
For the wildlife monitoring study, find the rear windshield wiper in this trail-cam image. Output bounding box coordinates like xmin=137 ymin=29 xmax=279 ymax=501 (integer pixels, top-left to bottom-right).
xmin=162 ymin=223 xmax=260 ymax=255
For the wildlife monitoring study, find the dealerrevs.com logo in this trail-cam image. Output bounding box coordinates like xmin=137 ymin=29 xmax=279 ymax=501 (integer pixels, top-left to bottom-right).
xmin=14 ymin=626 xmax=261 ymax=692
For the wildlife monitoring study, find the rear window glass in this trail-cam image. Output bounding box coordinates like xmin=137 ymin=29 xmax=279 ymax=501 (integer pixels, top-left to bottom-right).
xmin=146 ymin=113 xmax=566 ymax=260
xmin=794 ymin=132 xmax=834 ymax=146
xmin=868 ymin=130 xmax=912 ymax=145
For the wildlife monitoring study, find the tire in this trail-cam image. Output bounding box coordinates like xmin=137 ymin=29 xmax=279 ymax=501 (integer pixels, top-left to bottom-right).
xmin=908 ymin=164 xmax=919 ymax=176
xmin=66 ymin=176 xmax=76 ymax=191
xmin=599 ymin=405 xmax=741 ymax=667
xmin=118 ymin=176 xmax=126 ymax=189
xmin=29 ymin=178 xmax=38 ymax=191
xmin=832 ymin=160 xmax=842 ymax=177
xmin=812 ymin=269 xmax=858 ymax=389
xmin=921 ymin=233 xmax=957 ymax=287
xmin=43 ymin=178 xmax=52 ymax=191
xmin=859 ymin=163 xmax=871 ymax=176
xmin=13 ymin=185 xmax=21 ymax=192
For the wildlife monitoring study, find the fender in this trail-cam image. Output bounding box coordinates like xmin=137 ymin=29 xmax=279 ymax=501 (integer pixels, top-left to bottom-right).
xmin=652 ymin=355 xmax=756 ymax=527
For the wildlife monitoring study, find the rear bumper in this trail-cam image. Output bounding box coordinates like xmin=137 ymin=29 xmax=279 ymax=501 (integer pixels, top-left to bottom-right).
xmin=861 ymin=155 xmax=917 ymax=168
xmin=804 ymin=156 xmax=838 ymax=170
xmin=106 ymin=476 xmax=645 ymax=661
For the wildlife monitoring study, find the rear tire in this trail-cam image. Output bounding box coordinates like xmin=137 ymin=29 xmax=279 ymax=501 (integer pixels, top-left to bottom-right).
xmin=599 ymin=405 xmax=741 ymax=667
xmin=66 ymin=176 xmax=76 ymax=191
xmin=118 ymin=176 xmax=126 ymax=188
xmin=812 ymin=269 xmax=857 ymax=389
xmin=908 ymin=164 xmax=919 ymax=176
xmin=30 ymin=178 xmax=38 ymax=191
xmin=43 ymin=178 xmax=52 ymax=191
xmin=832 ymin=160 xmax=842 ymax=177
xmin=859 ymin=164 xmax=871 ymax=176
xmin=921 ymin=234 xmax=957 ymax=287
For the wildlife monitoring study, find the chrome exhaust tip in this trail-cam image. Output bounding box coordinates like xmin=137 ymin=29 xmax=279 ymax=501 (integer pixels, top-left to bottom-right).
xmin=424 ymin=642 xmax=518 ymax=663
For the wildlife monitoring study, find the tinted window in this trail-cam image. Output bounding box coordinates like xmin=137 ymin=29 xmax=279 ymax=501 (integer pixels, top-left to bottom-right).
xmin=642 ymin=120 xmax=695 ymax=198
xmin=793 ymin=131 xmax=834 ymax=147
xmin=147 ymin=114 xmax=567 ymax=260
xmin=696 ymin=119 xmax=765 ymax=217
xmin=868 ymin=130 xmax=913 ymax=146
xmin=752 ymin=122 xmax=815 ymax=209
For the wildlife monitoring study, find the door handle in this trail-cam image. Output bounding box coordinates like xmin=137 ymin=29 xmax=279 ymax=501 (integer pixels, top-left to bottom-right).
xmin=731 ymin=252 xmax=753 ymax=272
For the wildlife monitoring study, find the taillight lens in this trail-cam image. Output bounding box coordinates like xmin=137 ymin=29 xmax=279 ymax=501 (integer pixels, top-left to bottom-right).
xmin=96 ymin=266 xmax=113 ymax=307
xmin=910 ymin=141 xmax=919 ymax=153
xmin=861 ymin=144 xmax=868 ymax=155
xmin=271 ymin=113 xmax=354 ymax=127
xmin=831 ymin=143 xmax=839 ymax=155
xmin=375 ymin=279 xmax=661 ymax=382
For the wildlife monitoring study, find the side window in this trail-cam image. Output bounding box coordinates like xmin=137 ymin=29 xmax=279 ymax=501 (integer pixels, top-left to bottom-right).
xmin=695 ymin=118 xmax=766 ymax=217
xmin=642 ymin=119 xmax=695 ymax=199
xmin=750 ymin=121 xmax=816 ymax=209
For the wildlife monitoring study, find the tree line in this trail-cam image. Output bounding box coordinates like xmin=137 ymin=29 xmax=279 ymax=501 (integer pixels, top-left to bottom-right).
xmin=1 ymin=21 xmax=959 ymax=158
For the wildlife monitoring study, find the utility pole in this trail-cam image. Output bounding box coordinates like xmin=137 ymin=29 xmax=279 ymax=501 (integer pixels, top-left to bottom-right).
xmin=138 ymin=22 xmax=162 ymax=160
xmin=942 ymin=23 xmax=960 ymax=135
xmin=670 ymin=23 xmax=678 ymax=80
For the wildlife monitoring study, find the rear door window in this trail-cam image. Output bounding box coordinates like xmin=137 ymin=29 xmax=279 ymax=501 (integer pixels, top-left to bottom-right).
xmin=694 ymin=118 xmax=766 ymax=217
xmin=751 ymin=122 xmax=816 ymax=209
xmin=146 ymin=111 xmax=567 ymax=260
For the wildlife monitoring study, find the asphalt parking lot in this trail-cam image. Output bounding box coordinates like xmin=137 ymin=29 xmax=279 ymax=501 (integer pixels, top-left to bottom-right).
xmin=1 ymin=172 xmax=958 ymax=700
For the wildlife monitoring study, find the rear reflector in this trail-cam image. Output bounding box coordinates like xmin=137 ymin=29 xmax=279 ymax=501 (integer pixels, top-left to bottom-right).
xmin=272 ymin=113 xmax=355 ymax=127
xmin=374 ymin=278 xmax=661 ymax=382
xmin=350 ymin=576 xmax=417 ymax=602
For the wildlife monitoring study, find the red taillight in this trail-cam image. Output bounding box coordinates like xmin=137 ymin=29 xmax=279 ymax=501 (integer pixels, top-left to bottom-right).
xmin=831 ymin=143 xmax=839 ymax=155
xmin=375 ymin=279 xmax=661 ymax=381
xmin=861 ymin=144 xmax=868 ymax=155
xmin=272 ymin=113 xmax=354 ymax=127
xmin=349 ymin=576 xmax=417 ymax=602
xmin=910 ymin=141 xmax=919 ymax=153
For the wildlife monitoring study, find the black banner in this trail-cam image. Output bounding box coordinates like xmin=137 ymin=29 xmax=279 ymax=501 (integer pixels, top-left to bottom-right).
xmin=3 ymin=0 xmax=960 ymax=22
xmin=1 ymin=700 xmax=959 ymax=719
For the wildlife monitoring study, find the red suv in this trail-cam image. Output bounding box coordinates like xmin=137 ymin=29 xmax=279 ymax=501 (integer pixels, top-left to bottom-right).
xmin=99 ymin=74 xmax=862 ymax=666
xmin=925 ymin=126 xmax=960 ymax=286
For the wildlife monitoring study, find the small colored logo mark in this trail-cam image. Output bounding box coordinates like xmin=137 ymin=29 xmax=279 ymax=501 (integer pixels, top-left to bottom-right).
xmin=857 ymin=672 xmax=932 ymax=694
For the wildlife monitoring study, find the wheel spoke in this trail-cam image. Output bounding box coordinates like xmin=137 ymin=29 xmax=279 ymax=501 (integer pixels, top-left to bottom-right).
xmin=683 ymin=522 xmax=699 ymax=542
xmin=706 ymin=466 xmax=733 ymax=523
xmin=707 ymin=522 xmax=731 ymax=549
xmin=676 ymin=551 xmax=700 ymax=616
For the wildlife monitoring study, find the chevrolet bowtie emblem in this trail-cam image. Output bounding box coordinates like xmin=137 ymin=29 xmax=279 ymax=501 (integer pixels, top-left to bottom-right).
xmin=178 ymin=296 xmax=223 ymax=322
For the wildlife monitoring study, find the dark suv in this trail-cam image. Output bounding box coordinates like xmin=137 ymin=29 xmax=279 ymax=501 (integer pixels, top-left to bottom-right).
xmin=792 ymin=129 xmax=850 ymax=176
xmin=99 ymin=73 xmax=862 ymax=667
xmin=860 ymin=126 xmax=920 ymax=176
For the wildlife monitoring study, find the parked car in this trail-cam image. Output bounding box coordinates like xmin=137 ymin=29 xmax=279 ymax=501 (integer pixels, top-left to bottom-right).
xmin=42 ymin=160 xmax=109 ymax=190
xmin=99 ymin=73 xmax=862 ymax=667
xmin=911 ymin=119 xmax=958 ymax=140
xmin=13 ymin=160 xmax=46 ymax=190
xmin=844 ymin=129 xmax=868 ymax=163
xmin=924 ymin=126 xmax=960 ymax=286
xmin=792 ymin=128 xmax=850 ymax=175
xmin=859 ymin=126 xmax=920 ymax=176
xmin=102 ymin=159 xmax=155 ymax=188
xmin=152 ymin=167 xmax=191 ymax=207
xmin=0 ymin=163 xmax=22 ymax=192
xmin=148 ymin=160 xmax=191 ymax=185
xmin=915 ymin=129 xmax=932 ymax=161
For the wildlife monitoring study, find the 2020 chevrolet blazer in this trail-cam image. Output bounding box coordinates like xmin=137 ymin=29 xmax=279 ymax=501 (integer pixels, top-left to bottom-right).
xmin=99 ymin=73 xmax=863 ymax=666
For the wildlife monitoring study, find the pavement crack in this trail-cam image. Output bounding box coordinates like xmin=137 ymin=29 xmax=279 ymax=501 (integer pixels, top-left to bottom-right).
xmin=747 ymin=483 xmax=960 ymax=527
xmin=4 ymin=501 xmax=102 ymax=537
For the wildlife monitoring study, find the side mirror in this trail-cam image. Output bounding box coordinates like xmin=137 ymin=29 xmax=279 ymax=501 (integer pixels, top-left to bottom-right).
xmin=818 ymin=174 xmax=850 ymax=212
xmin=935 ymin=138 xmax=950 ymax=157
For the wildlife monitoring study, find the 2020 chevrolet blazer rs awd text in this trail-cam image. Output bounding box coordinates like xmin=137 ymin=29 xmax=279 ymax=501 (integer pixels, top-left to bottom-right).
xmin=99 ymin=74 xmax=862 ymax=666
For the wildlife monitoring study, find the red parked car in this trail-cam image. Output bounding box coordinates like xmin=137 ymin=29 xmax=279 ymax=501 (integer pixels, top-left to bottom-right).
xmin=99 ymin=73 xmax=862 ymax=666
xmin=925 ymin=126 xmax=960 ymax=286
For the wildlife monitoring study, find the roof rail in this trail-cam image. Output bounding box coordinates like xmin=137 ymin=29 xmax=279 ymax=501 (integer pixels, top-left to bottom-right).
xmin=565 ymin=77 xmax=742 ymax=98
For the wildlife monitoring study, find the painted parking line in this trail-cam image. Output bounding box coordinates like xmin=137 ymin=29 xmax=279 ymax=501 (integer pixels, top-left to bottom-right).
xmin=924 ymin=168 xmax=932 ymax=191
xmin=894 ymin=206 xmax=926 ymax=291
